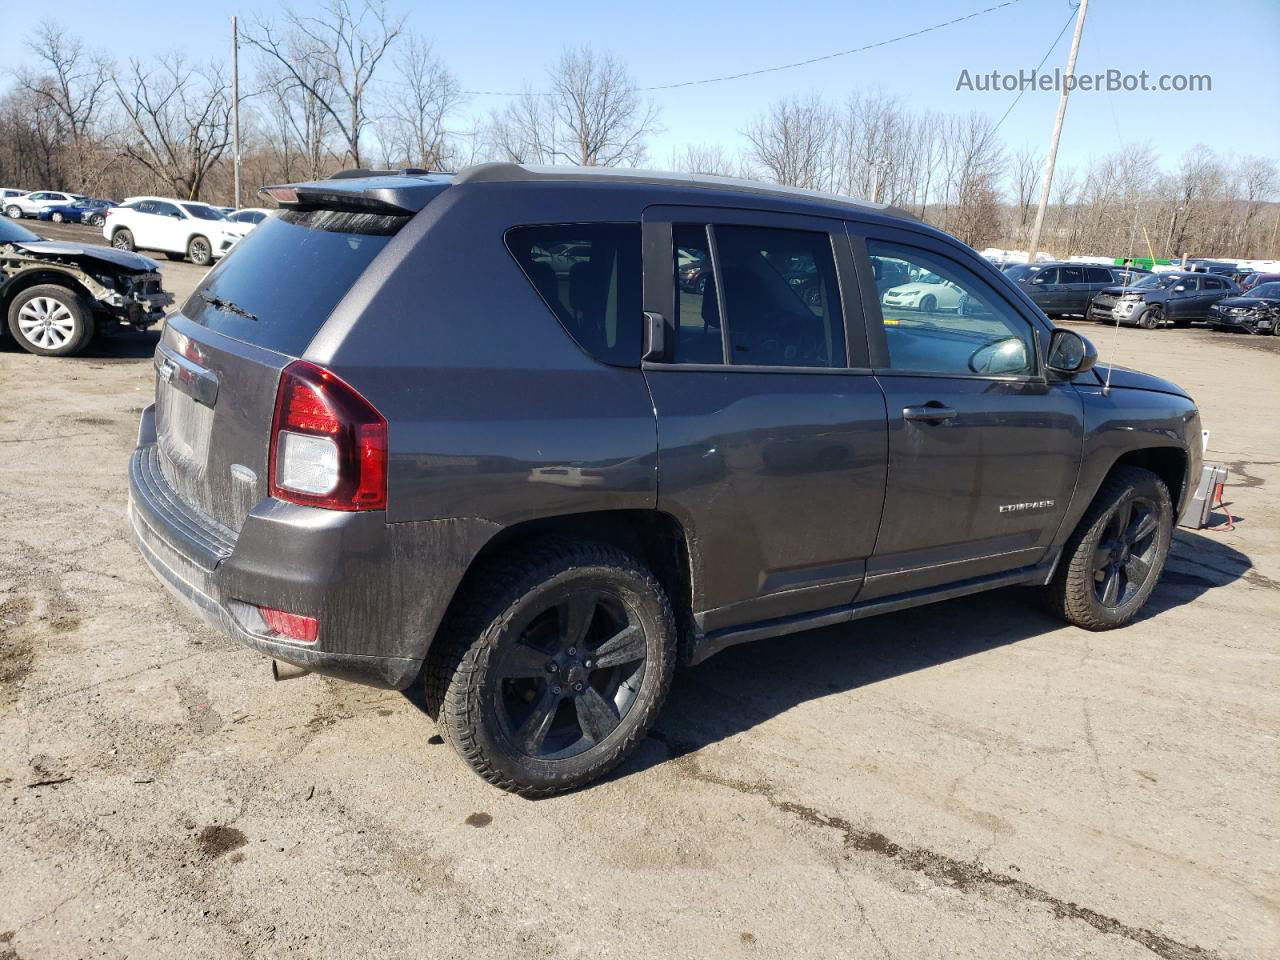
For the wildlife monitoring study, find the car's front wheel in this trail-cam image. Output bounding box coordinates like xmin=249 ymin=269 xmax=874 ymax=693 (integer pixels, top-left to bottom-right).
xmin=1045 ymin=466 xmax=1173 ymax=630
xmin=919 ymin=294 xmax=937 ymax=312
xmin=187 ymin=235 xmax=213 ymax=266
xmin=7 ymin=284 xmax=95 ymax=357
xmin=1138 ymin=305 xmax=1162 ymax=329
xmin=429 ymin=541 xmax=677 ymax=796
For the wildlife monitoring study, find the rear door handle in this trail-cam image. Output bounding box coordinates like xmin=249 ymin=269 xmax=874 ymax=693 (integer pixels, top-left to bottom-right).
xmin=903 ymin=403 xmax=957 ymax=423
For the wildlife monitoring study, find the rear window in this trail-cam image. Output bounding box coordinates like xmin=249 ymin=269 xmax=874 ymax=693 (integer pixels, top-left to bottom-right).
xmin=186 ymin=209 xmax=405 ymax=355
xmin=506 ymin=223 xmax=642 ymax=366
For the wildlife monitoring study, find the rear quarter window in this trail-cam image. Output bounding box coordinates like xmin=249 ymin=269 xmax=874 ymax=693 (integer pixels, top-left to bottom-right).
xmin=506 ymin=223 xmax=642 ymax=366
xmin=185 ymin=209 xmax=405 ymax=355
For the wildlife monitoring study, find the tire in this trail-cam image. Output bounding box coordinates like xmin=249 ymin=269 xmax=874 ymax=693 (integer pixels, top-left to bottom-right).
xmin=1138 ymin=307 xmax=1160 ymax=330
xmin=187 ymin=235 xmax=213 ymax=266
xmin=4 ymin=205 xmax=21 ymax=219
xmin=428 ymin=540 xmax=677 ymax=797
xmin=1045 ymin=466 xmax=1173 ymax=630
xmin=7 ymin=284 xmax=95 ymax=357
xmin=90 ymin=214 xmax=105 ymax=227
xmin=111 ymin=228 xmax=135 ymax=252
xmin=919 ymin=294 xmax=937 ymax=313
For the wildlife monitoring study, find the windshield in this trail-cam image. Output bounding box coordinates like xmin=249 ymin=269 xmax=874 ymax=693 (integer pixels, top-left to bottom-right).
xmin=1249 ymin=282 xmax=1280 ymax=299
xmin=1004 ymin=264 xmax=1036 ymax=281
xmin=1133 ymin=274 xmax=1181 ymax=289
xmin=0 ymin=218 xmax=39 ymax=243
xmin=181 ymin=203 xmax=226 ymax=221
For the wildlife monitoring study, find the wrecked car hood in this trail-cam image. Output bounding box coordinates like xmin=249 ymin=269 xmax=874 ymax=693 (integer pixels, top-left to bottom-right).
xmin=14 ymin=240 xmax=161 ymax=273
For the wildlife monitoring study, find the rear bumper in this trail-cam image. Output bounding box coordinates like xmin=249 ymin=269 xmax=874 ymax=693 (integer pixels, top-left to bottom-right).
xmin=126 ymin=408 xmax=428 ymax=689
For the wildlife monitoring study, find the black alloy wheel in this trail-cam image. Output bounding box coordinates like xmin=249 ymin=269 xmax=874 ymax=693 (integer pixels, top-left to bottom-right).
xmin=1091 ymin=495 xmax=1161 ymax=608
xmin=494 ymin=586 xmax=647 ymax=760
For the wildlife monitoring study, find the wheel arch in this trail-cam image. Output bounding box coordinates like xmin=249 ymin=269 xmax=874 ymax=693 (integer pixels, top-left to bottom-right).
xmin=1109 ymin=446 xmax=1188 ymax=513
xmin=434 ymin=509 xmax=699 ymax=664
xmin=1 ymin=269 xmax=94 ymax=318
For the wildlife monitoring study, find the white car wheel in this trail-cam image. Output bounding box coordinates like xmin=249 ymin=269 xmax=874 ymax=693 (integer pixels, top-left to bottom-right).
xmin=17 ymin=297 xmax=78 ymax=350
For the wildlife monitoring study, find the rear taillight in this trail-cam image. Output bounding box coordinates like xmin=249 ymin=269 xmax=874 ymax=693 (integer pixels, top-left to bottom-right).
xmin=268 ymin=360 xmax=387 ymax=511
xmin=258 ymin=605 xmax=319 ymax=645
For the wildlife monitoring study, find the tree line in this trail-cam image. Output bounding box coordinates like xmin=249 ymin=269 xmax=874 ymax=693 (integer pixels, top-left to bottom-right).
xmin=2 ymin=0 xmax=1276 ymax=260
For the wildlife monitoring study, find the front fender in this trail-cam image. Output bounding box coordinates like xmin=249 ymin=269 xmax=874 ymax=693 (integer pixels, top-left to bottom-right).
xmin=1054 ymin=381 xmax=1200 ymax=544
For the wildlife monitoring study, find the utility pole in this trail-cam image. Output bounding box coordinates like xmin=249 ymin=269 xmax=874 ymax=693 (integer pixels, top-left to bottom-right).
xmin=231 ymin=15 xmax=241 ymax=209
xmin=1026 ymin=0 xmax=1089 ymax=262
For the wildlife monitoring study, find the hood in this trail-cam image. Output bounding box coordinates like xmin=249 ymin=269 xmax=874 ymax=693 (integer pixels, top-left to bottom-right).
xmin=1090 ymin=363 xmax=1189 ymax=398
xmin=14 ymin=240 xmax=161 ymax=273
xmin=1215 ymin=295 xmax=1280 ymax=310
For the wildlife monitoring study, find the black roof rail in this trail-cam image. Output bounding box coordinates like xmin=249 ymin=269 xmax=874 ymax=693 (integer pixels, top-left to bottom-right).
xmin=328 ymin=167 xmax=448 ymax=180
xmin=453 ymin=162 xmax=920 ymax=222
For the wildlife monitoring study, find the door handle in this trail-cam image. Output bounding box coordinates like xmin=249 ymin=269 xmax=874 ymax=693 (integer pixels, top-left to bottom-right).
xmin=903 ymin=403 xmax=957 ymax=423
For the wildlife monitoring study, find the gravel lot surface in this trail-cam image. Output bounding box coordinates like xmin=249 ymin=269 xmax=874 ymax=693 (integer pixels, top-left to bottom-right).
xmin=1 ymin=225 xmax=1276 ymax=959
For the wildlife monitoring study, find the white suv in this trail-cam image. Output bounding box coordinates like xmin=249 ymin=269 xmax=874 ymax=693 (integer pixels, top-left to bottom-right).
xmin=5 ymin=191 xmax=85 ymax=219
xmin=103 ymin=197 xmax=250 ymax=266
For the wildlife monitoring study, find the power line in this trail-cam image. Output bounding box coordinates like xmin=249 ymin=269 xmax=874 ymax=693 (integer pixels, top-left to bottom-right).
xmin=989 ymin=4 xmax=1078 ymax=139
xmin=461 ymin=0 xmax=1026 ymax=97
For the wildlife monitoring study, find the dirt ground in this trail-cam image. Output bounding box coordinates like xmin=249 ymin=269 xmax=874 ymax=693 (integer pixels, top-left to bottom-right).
xmin=1 ymin=231 xmax=1277 ymax=959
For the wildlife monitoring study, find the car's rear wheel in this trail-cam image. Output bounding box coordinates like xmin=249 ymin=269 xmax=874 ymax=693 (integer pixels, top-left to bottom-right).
xmin=1045 ymin=466 xmax=1173 ymax=630
xmin=187 ymin=235 xmax=213 ymax=266
xmin=919 ymin=294 xmax=937 ymax=313
xmin=428 ymin=541 xmax=676 ymax=796
xmin=111 ymin=228 xmax=135 ymax=252
xmin=7 ymin=284 xmax=95 ymax=357
xmin=89 ymin=214 xmax=105 ymax=227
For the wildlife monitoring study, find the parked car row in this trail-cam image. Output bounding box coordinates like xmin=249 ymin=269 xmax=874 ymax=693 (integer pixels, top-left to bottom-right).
xmin=1 ymin=187 xmax=273 ymax=265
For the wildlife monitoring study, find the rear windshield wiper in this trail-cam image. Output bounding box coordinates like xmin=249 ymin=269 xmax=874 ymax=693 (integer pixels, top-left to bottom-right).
xmin=200 ymin=291 xmax=258 ymax=323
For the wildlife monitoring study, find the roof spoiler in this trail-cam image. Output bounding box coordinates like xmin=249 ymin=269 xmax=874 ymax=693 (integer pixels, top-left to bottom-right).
xmin=259 ymin=171 xmax=451 ymax=215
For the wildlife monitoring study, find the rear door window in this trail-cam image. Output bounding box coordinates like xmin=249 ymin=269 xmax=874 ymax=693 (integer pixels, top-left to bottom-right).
xmin=671 ymin=224 xmax=723 ymax=364
xmin=714 ymin=224 xmax=846 ymax=368
xmin=186 ymin=208 xmax=406 ymax=355
xmin=506 ymin=223 xmax=642 ymax=366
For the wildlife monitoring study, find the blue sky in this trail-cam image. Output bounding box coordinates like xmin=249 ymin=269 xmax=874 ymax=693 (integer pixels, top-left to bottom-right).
xmin=2 ymin=0 xmax=1276 ymax=175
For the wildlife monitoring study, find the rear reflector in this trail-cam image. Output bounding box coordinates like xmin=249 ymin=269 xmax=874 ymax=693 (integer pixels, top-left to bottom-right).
xmin=269 ymin=360 xmax=387 ymax=511
xmin=258 ymin=605 xmax=319 ymax=645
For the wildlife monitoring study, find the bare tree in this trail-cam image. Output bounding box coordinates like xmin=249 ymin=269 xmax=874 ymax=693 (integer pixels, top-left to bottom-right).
xmin=669 ymin=142 xmax=742 ymax=178
xmin=256 ymin=45 xmax=339 ymax=181
xmin=113 ymin=55 xmax=232 ymax=200
xmin=485 ymin=89 xmax=557 ymax=164
xmin=15 ymin=20 xmax=112 ymax=188
xmin=743 ymin=95 xmax=834 ymax=189
xmin=485 ymin=48 xmax=658 ymax=168
xmin=1008 ymin=146 xmax=1041 ymax=244
xmin=244 ymin=0 xmax=403 ymax=167
xmin=546 ymin=48 xmax=658 ymax=166
xmin=383 ymin=32 xmax=462 ymax=170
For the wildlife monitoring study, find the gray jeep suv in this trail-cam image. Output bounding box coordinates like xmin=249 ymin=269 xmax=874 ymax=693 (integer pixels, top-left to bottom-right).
xmin=128 ymin=164 xmax=1202 ymax=795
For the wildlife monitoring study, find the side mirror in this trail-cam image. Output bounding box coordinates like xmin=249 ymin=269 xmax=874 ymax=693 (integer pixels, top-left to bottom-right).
xmin=1046 ymin=329 xmax=1097 ymax=380
xmin=1030 ymin=276 xmax=1046 ymax=284
xmin=1172 ymin=285 xmax=1186 ymax=293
